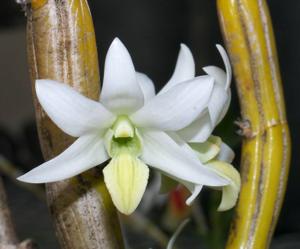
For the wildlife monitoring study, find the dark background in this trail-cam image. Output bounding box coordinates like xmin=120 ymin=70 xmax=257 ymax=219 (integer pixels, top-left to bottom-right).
xmin=0 ymin=0 xmax=299 ymax=248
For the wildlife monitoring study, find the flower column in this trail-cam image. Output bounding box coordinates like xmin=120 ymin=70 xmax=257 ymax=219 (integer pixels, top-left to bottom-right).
xmin=26 ymin=0 xmax=124 ymax=248
xmin=217 ymin=0 xmax=291 ymax=248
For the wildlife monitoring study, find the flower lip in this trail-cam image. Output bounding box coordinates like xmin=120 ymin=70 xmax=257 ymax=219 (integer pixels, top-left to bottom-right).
xmin=103 ymin=152 xmax=149 ymax=215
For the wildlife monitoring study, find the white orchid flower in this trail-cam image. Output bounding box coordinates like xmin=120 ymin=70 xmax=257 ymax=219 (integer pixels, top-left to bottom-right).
xmin=157 ymin=44 xmax=240 ymax=211
xmin=18 ymin=38 xmax=229 ymax=215
xmin=167 ymin=44 xmax=232 ymax=143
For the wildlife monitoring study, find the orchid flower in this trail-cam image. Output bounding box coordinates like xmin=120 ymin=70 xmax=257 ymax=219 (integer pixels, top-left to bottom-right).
xmin=158 ymin=44 xmax=240 ymax=211
xmin=18 ymin=38 xmax=229 ymax=215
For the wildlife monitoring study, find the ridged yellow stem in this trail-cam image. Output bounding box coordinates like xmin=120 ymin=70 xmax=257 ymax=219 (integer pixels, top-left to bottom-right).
xmin=217 ymin=0 xmax=291 ymax=248
xmin=26 ymin=0 xmax=124 ymax=248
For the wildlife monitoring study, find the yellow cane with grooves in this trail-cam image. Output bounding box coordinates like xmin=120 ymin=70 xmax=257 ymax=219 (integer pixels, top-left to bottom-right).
xmin=217 ymin=1 xmax=291 ymax=248
xmin=26 ymin=0 xmax=124 ymax=248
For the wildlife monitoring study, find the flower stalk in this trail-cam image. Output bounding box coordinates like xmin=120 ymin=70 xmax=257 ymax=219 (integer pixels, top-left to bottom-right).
xmin=26 ymin=0 xmax=124 ymax=248
xmin=217 ymin=0 xmax=291 ymax=248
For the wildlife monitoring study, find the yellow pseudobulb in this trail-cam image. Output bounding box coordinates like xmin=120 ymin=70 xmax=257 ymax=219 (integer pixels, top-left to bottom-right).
xmin=103 ymin=152 xmax=149 ymax=215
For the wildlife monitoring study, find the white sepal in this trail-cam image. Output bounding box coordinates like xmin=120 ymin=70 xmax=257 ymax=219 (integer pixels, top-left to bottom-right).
xmin=136 ymin=72 xmax=155 ymax=102
xmin=177 ymin=46 xmax=232 ymax=142
xmin=177 ymin=86 xmax=228 ymax=143
xmin=217 ymin=90 xmax=231 ymax=124
xmin=207 ymin=83 xmax=229 ymax=126
xmin=177 ymin=112 xmax=213 ymax=143
xmin=131 ymin=76 xmax=214 ymax=131
xmin=140 ymin=130 xmax=228 ymax=186
xmin=159 ymin=44 xmax=195 ymax=94
xmin=18 ymin=134 xmax=108 ymax=183
xmin=100 ymin=38 xmax=144 ymax=114
xmin=185 ymin=184 xmax=203 ymax=206
xmin=36 ymin=80 xmax=116 ymax=137
xmin=203 ymin=66 xmax=226 ymax=87
xmin=216 ymin=44 xmax=232 ymax=90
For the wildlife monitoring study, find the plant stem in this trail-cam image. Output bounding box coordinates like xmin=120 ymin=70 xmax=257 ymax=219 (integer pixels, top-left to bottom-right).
xmin=217 ymin=0 xmax=291 ymax=248
xmin=25 ymin=0 xmax=124 ymax=248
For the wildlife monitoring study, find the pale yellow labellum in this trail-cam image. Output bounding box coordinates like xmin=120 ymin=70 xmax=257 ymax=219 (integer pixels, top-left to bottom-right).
xmin=103 ymin=152 xmax=149 ymax=215
xmin=206 ymin=160 xmax=241 ymax=211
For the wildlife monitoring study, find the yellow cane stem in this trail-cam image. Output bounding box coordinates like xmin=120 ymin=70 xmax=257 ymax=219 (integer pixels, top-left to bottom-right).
xmin=26 ymin=0 xmax=124 ymax=248
xmin=217 ymin=0 xmax=291 ymax=248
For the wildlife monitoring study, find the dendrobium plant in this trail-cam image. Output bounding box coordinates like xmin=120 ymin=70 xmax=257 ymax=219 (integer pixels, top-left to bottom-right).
xmin=18 ymin=38 xmax=240 ymax=215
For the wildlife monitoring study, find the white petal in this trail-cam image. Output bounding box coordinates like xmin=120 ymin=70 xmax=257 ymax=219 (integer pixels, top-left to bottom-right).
xmin=218 ymin=142 xmax=235 ymax=163
xmin=176 ymin=84 xmax=229 ymax=143
xmin=136 ymin=72 xmax=155 ymax=102
xmin=35 ymin=80 xmax=116 ymax=137
xmin=216 ymin=44 xmax=232 ymax=90
xmin=131 ymin=76 xmax=214 ymax=131
xmin=202 ymin=45 xmax=232 ymax=125
xmin=185 ymin=184 xmax=203 ymax=206
xmin=217 ymin=90 xmax=231 ymax=124
xmin=203 ymin=66 xmax=226 ymax=87
xmin=208 ymin=83 xmax=229 ymax=126
xmin=17 ymin=134 xmax=108 ymax=183
xmin=140 ymin=130 xmax=228 ymax=187
xmin=202 ymin=44 xmax=231 ymax=89
xmin=177 ymin=112 xmax=213 ymax=143
xmin=159 ymin=44 xmax=195 ymax=95
xmin=100 ymin=38 xmax=144 ymax=114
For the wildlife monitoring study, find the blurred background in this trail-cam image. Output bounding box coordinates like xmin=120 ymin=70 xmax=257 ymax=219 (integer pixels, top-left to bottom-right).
xmin=0 ymin=0 xmax=299 ymax=248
